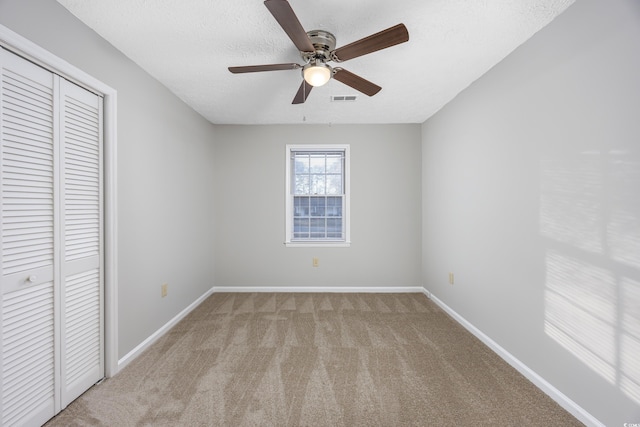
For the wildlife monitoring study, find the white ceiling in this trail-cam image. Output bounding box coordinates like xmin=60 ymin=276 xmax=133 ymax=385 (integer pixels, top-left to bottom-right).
xmin=56 ymin=0 xmax=575 ymax=125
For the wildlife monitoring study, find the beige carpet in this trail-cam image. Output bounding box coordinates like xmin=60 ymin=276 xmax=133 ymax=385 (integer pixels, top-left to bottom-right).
xmin=46 ymin=293 xmax=582 ymax=426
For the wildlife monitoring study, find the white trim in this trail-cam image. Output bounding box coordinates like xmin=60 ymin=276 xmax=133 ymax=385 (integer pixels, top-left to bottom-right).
xmin=117 ymin=286 xmax=216 ymax=371
xmin=0 ymin=27 xmax=105 ymax=97
xmin=0 ymin=24 xmax=119 ymax=377
xmin=103 ymin=93 xmax=118 ymax=378
xmin=284 ymin=241 xmax=351 ymax=248
xmin=213 ymin=286 xmax=425 ymax=293
xmin=425 ymin=290 xmax=605 ymax=427
xmin=285 ymin=144 xmax=351 ymax=246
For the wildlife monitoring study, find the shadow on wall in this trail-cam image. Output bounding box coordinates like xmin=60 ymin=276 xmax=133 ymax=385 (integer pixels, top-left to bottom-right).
xmin=540 ymin=149 xmax=640 ymax=404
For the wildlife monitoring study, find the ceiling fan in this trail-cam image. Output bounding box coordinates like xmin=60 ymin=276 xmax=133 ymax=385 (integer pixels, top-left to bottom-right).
xmin=228 ymin=0 xmax=409 ymax=104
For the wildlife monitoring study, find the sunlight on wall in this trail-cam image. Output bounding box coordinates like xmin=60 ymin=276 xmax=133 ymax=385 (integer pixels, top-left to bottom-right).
xmin=621 ymin=277 xmax=640 ymax=403
xmin=544 ymin=250 xmax=616 ymax=383
xmin=609 ymin=154 xmax=640 ymax=270
xmin=540 ymin=152 xmax=603 ymax=254
xmin=541 ymin=150 xmax=640 ymax=405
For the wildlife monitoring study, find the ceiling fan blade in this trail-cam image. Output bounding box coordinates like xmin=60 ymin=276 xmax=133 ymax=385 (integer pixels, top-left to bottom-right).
xmin=331 ymin=24 xmax=409 ymax=62
xmin=264 ymin=0 xmax=315 ymax=53
xmin=228 ymin=63 xmax=301 ymax=73
xmin=292 ymin=80 xmax=313 ymax=104
xmin=332 ymin=68 xmax=381 ymax=97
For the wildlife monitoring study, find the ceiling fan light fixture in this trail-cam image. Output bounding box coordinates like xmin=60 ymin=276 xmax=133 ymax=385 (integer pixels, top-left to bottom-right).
xmin=303 ymin=63 xmax=332 ymax=87
xmin=230 ymin=1 xmax=410 ymax=104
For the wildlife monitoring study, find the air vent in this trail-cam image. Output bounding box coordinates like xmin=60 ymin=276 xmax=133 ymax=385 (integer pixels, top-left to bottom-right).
xmin=331 ymin=95 xmax=358 ymax=102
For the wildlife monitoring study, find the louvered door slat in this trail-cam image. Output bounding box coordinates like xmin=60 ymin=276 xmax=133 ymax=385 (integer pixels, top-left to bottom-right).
xmin=63 ymin=81 xmax=101 ymax=262
xmin=66 ymin=121 xmax=98 ymax=137
xmin=3 ymin=235 xmax=52 ymax=251
xmin=3 ymin=141 xmax=52 ymax=156
xmin=1 ymin=48 xmax=57 ymax=427
xmin=5 ymin=188 xmax=52 ymax=203
xmin=3 ymin=171 xmax=52 ymax=185
xmin=63 ymin=190 xmax=98 ymax=199
xmin=3 ymin=145 xmax=53 ymax=164
xmin=66 ymin=155 xmax=99 ymax=168
xmin=3 ymin=69 xmax=52 ymax=100
xmin=3 ymin=138 xmax=53 ymax=156
xmin=3 ymin=154 xmax=53 ymax=170
xmin=3 ymin=116 xmax=52 ymax=135
xmin=60 ymin=78 xmax=103 ymax=408
xmin=0 ymin=63 xmax=55 ymax=268
xmin=3 ymin=326 xmax=52 ymax=359
xmin=4 ymin=332 xmax=53 ymax=375
xmin=2 ymin=128 xmax=52 ymax=146
xmin=66 ymin=224 xmax=98 ymax=233
xmin=4 ymin=349 xmax=52 ymax=392
xmin=66 ymin=239 xmax=99 ymax=249
xmin=3 ymin=107 xmax=53 ymax=132
xmin=2 ymin=183 xmax=53 ymax=194
xmin=65 ymin=141 xmax=98 ymax=158
xmin=1 ymin=284 xmax=55 ymax=426
xmin=3 ymin=98 xmax=52 ymax=126
xmin=62 ymin=266 xmax=101 ymax=400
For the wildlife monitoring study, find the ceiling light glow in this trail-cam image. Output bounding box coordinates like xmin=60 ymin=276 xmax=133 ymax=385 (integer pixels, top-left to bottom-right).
xmin=303 ymin=64 xmax=331 ymax=87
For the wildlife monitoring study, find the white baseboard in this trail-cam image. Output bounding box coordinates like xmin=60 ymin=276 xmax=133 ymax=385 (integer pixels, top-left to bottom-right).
xmin=425 ymin=290 xmax=604 ymax=427
xmin=213 ymin=286 xmax=425 ymax=293
xmin=117 ymin=286 xmax=215 ymax=372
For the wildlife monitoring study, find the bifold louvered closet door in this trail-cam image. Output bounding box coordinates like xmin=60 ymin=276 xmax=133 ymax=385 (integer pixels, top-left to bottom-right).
xmin=0 ymin=47 xmax=104 ymax=427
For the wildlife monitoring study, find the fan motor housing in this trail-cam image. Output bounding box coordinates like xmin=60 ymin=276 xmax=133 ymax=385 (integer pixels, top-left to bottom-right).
xmin=302 ymin=30 xmax=336 ymax=62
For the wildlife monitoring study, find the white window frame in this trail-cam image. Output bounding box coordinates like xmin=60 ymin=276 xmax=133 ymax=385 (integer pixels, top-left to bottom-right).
xmin=285 ymin=144 xmax=350 ymax=247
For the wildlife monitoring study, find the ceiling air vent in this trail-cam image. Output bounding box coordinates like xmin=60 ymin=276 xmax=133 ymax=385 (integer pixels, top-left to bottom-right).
xmin=331 ymin=95 xmax=358 ymax=102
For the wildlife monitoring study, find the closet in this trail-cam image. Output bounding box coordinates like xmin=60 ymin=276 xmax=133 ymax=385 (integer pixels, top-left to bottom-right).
xmin=0 ymin=47 xmax=103 ymax=426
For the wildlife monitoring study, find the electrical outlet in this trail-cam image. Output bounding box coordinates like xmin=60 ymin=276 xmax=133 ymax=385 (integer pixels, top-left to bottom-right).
xmin=161 ymin=283 xmax=168 ymax=297
xmin=449 ymin=273 xmax=454 ymax=285
xmin=313 ymin=257 xmax=319 ymax=267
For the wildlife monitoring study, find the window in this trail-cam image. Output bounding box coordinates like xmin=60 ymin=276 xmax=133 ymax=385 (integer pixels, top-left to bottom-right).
xmin=285 ymin=145 xmax=350 ymax=247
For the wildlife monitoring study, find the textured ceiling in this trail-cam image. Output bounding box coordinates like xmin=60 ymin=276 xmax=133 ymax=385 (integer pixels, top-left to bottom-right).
xmin=56 ymin=0 xmax=575 ymax=125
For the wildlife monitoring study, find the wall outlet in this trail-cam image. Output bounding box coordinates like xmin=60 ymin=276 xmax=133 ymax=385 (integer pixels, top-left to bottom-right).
xmin=161 ymin=283 xmax=168 ymax=297
xmin=449 ymin=273 xmax=454 ymax=285
xmin=312 ymin=257 xmax=319 ymax=267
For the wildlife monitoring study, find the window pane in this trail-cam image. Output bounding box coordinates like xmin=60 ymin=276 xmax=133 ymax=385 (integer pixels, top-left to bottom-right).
xmin=295 ymin=175 xmax=309 ymax=194
xmin=310 ymin=197 xmax=325 ymax=217
xmin=294 ymin=196 xmax=309 ymax=217
xmin=294 ymin=218 xmax=309 ymax=238
xmin=309 ymin=155 xmax=325 ymax=173
xmin=325 ymin=155 xmax=342 ymax=173
xmin=325 ymin=174 xmax=342 ymax=195
xmin=294 ymin=156 xmax=309 ymax=174
xmin=310 ymin=174 xmax=325 ymax=195
xmin=310 ymin=218 xmax=325 ymax=238
xmin=327 ymin=218 xmax=342 ymax=238
xmin=326 ymin=196 xmax=342 ymax=216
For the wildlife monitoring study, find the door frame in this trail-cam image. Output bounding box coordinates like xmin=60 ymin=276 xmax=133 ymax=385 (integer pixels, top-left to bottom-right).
xmin=0 ymin=24 xmax=119 ymax=377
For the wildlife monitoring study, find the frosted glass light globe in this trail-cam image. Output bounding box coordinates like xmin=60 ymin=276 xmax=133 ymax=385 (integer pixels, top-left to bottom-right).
xmin=303 ymin=65 xmax=331 ymax=87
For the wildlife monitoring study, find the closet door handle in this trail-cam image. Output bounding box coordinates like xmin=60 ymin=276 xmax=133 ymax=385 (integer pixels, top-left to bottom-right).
xmin=27 ymin=275 xmax=37 ymax=283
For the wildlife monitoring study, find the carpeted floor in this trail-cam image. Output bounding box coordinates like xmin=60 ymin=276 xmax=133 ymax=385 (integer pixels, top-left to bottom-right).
xmin=46 ymin=293 xmax=582 ymax=426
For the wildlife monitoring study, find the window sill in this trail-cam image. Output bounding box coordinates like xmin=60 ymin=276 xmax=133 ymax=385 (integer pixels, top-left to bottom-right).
xmin=285 ymin=241 xmax=351 ymax=248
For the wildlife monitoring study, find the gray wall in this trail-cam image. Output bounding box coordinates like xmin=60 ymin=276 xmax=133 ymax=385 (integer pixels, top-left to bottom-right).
xmin=214 ymin=124 xmax=422 ymax=288
xmin=421 ymin=0 xmax=640 ymax=425
xmin=0 ymin=0 xmax=217 ymax=358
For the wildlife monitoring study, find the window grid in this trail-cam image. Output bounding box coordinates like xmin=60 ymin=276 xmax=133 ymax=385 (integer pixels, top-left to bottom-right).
xmin=290 ymin=150 xmax=345 ymax=241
